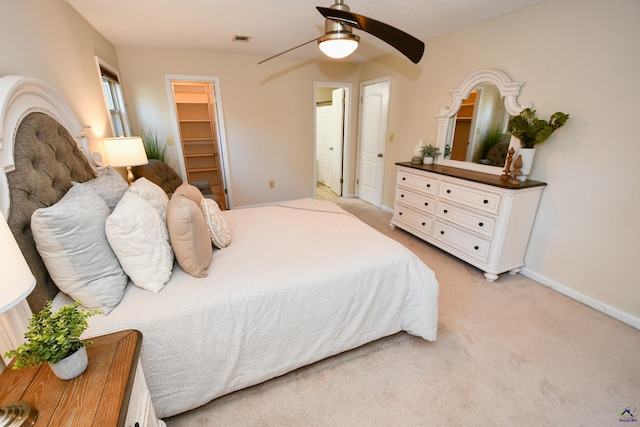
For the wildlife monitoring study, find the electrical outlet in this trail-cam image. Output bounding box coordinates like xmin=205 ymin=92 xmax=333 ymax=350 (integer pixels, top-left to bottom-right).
xmin=389 ymin=133 xmax=394 ymax=142
xmin=269 ymin=180 xmax=275 ymax=189
xmin=167 ymin=136 xmax=174 ymax=145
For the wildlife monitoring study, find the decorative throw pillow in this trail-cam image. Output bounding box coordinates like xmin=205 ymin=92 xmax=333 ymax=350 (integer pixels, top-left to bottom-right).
xmin=31 ymin=185 xmax=128 ymax=314
xmin=73 ymin=166 xmax=129 ymax=210
xmin=129 ymin=177 xmax=169 ymax=221
xmin=166 ymin=193 xmax=212 ymax=278
xmin=200 ymin=198 xmax=232 ymax=248
xmin=172 ymin=182 xmax=204 ymax=204
xmin=106 ymin=191 xmax=174 ymax=292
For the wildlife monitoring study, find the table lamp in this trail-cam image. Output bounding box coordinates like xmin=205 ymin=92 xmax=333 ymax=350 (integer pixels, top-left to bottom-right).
xmin=103 ymin=136 xmax=149 ymax=184
xmin=0 ymin=212 xmax=38 ymax=426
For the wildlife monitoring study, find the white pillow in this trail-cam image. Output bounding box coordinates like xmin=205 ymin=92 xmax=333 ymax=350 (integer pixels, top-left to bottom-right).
xmin=200 ymin=198 xmax=232 ymax=248
xmin=129 ymin=177 xmax=169 ymax=221
xmin=74 ymin=166 xmax=129 ymax=210
xmin=31 ymin=185 xmax=128 ymax=314
xmin=106 ymin=191 xmax=174 ymax=293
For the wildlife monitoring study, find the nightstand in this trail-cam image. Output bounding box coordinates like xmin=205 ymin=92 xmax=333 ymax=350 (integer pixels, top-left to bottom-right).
xmin=0 ymin=329 xmax=165 ymax=426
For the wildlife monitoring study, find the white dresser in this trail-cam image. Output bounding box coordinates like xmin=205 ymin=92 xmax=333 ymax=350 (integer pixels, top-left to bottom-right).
xmin=390 ymin=163 xmax=546 ymax=281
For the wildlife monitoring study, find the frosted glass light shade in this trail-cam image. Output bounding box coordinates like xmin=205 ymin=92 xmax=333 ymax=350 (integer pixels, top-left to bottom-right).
xmin=0 ymin=213 xmax=35 ymax=314
xmin=318 ymin=34 xmax=359 ymax=59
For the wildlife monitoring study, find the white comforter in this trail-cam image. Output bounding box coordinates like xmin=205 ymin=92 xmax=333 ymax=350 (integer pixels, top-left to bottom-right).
xmin=54 ymin=198 xmax=439 ymax=418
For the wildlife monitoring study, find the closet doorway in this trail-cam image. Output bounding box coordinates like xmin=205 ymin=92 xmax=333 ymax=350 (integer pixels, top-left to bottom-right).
xmin=166 ymin=75 xmax=230 ymax=209
xmin=314 ymin=82 xmax=351 ymax=198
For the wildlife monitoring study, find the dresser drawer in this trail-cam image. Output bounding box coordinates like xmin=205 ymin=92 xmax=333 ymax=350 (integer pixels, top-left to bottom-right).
xmin=437 ymin=201 xmax=496 ymax=238
xmin=395 ymin=188 xmax=436 ymax=215
xmin=434 ymin=221 xmax=491 ymax=262
xmin=394 ymin=205 xmax=434 ymax=236
xmin=439 ymin=181 xmax=501 ymax=214
xmin=397 ymin=170 xmax=438 ymax=196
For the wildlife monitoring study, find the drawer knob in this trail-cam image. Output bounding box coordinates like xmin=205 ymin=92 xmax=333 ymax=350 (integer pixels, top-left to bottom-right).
xmin=443 ymin=209 xmax=448 ymax=214
xmin=479 ymin=222 xmax=484 ymax=227
xmin=424 ymin=202 xmax=429 ymax=206
xmin=399 ymin=212 xmax=403 ymax=215
xmin=400 ymin=194 xmax=404 ymax=197
xmin=474 ymin=246 xmax=479 ymax=250
xmin=426 ymin=184 xmax=431 ymax=188
xmin=446 ymin=189 xmax=451 ymax=194
xmin=483 ymin=199 xmax=489 ymax=204
xmin=402 ymin=177 xmax=406 ymax=180
xmin=422 ymin=222 xmax=426 ymax=226
xmin=440 ymin=230 xmax=445 ymax=235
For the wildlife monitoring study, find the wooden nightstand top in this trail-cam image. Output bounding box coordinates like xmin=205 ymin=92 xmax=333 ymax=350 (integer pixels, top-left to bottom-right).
xmin=0 ymin=329 xmax=142 ymax=426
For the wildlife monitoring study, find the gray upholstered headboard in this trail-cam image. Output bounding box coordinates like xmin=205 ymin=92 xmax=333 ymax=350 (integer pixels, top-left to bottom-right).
xmin=0 ymin=76 xmax=98 ymax=313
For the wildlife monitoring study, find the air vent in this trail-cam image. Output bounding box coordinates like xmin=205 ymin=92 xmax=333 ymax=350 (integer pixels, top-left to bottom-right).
xmin=232 ymin=35 xmax=252 ymax=43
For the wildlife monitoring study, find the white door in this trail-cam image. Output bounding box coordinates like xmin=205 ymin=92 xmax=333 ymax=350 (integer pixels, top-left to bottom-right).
xmin=358 ymin=79 xmax=390 ymax=206
xmin=330 ymin=88 xmax=345 ymax=195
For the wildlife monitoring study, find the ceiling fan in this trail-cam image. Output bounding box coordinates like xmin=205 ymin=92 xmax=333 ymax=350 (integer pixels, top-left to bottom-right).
xmin=258 ymin=0 xmax=425 ymax=64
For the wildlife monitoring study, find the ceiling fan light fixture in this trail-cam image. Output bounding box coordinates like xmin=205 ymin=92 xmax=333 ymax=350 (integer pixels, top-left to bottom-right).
xmin=318 ymin=32 xmax=360 ymax=59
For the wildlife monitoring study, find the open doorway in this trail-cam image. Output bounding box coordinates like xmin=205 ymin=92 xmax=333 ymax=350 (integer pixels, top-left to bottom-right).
xmin=314 ymin=82 xmax=351 ymax=199
xmin=165 ymin=75 xmax=231 ymax=209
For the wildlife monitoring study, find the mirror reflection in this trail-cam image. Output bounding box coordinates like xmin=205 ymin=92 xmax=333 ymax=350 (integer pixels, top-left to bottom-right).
xmin=445 ymin=83 xmax=511 ymax=166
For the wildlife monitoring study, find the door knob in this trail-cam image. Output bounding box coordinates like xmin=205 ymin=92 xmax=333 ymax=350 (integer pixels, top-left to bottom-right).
xmin=377 ymin=153 xmax=383 ymax=158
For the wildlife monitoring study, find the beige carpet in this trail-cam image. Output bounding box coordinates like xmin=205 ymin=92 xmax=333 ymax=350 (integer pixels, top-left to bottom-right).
xmin=165 ymin=196 xmax=640 ymax=426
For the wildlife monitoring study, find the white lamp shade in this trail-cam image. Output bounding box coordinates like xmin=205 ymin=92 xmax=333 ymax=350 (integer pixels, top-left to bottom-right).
xmin=0 ymin=213 xmax=36 ymax=314
xmin=104 ymin=137 xmax=149 ymax=168
xmin=318 ymin=36 xmax=359 ymax=59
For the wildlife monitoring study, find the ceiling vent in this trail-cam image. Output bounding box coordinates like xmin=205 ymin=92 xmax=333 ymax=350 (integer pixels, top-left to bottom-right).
xmin=232 ymin=35 xmax=252 ymax=43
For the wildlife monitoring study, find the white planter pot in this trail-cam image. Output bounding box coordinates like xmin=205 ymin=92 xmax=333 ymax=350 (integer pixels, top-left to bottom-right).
xmin=515 ymin=148 xmax=536 ymax=182
xmin=423 ymin=156 xmax=434 ymax=165
xmin=49 ymin=345 xmax=88 ymax=380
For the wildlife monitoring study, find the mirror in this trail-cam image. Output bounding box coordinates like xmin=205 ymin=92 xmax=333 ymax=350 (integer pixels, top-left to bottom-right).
xmin=435 ymin=69 xmax=532 ymax=175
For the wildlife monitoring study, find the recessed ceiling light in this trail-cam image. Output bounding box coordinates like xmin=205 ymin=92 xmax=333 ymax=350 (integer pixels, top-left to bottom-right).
xmin=232 ymin=35 xmax=252 ymax=43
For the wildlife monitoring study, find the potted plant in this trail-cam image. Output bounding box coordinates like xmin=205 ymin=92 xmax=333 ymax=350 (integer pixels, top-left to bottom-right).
xmin=4 ymin=301 xmax=98 ymax=380
xmin=480 ymin=126 xmax=505 ymax=163
xmin=508 ymin=108 xmax=569 ymax=149
xmin=507 ymin=108 xmax=569 ymax=180
xmin=141 ymin=128 xmax=167 ymax=162
xmin=420 ymin=144 xmax=441 ymax=165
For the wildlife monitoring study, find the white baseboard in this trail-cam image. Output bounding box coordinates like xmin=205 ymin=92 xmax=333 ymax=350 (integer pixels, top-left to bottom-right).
xmin=521 ymin=267 xmax=640 ymax=330
xmin=380 ymin=204 xmax=393 ymax=214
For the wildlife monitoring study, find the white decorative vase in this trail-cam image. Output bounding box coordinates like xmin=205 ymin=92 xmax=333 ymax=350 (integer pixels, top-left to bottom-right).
xmin=516 ymin=148 xmax=536 ymax=182
xmin=49 ymin=345 xmax=88 ymax=380
xmin=423 ymin=156 xmax=434 ymax=165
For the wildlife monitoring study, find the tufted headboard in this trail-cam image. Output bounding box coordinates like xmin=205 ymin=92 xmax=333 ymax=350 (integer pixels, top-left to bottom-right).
xmin=0 ymin=76 xmax=98 ymax=313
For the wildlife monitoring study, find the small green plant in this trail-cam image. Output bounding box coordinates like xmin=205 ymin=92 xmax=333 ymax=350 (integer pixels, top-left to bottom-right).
xmin=508 ymin=108 xmax=569 ymax=149
xmin=444 ymin=144 xmax=452 ymax=158
xmin=141 ymin=128 xmax=167 ymax=162
xmin=420 ymin=144 xmax=441 ymax=159
xmin=4 ymin=301 xmax=98 ymax=369
xmin=481 ymin=126 xmax=505 ymax=159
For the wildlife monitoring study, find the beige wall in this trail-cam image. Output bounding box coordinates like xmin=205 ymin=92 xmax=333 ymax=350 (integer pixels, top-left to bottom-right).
xmin=0 ymin=0 xmax=118 ymax=153
xmin=361 ymin=0 xmax=640 ymax=323
xmin=115 ymin=47 xmax=362 ymax=207
xmin=1 ymin=0 xmax=638 ymax=324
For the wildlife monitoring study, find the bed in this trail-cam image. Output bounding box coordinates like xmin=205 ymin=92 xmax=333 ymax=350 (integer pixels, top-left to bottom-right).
xmin=0 ymin=75 xmax=439 ymax=418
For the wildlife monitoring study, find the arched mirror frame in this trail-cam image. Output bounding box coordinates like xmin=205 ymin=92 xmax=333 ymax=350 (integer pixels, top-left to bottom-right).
xmin=435 ymin=69 xmax=532 ymax=175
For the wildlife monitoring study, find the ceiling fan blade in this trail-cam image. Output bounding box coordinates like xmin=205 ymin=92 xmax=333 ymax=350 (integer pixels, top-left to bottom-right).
xmin=258 ymin=38 xmax=319 ymax=64
xmin=316 ymin=6 xmax=424 ymax=63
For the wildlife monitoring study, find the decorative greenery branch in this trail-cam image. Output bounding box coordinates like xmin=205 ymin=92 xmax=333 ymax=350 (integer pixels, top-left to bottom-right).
xmin=507 ymin=108 xmax=570 ymax=149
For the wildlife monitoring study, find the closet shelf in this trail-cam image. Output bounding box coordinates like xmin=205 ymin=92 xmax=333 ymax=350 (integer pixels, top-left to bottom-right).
xmin=185 ymin=153 xmax=216 ymax=158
